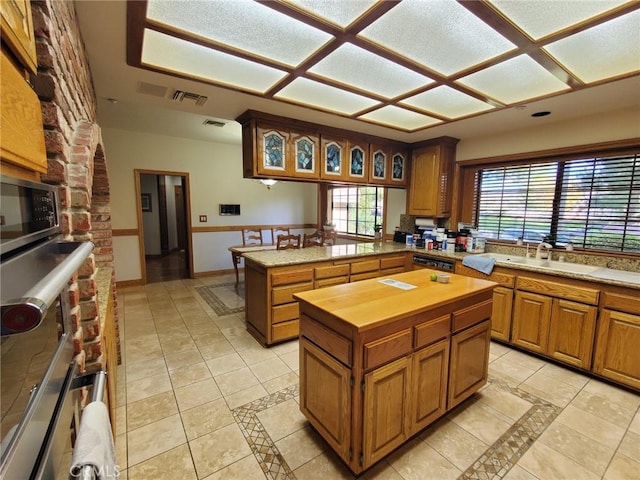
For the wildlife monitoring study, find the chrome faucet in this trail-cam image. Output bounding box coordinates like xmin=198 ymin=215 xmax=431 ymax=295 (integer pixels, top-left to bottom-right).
xmin=536 ymin=241 xmax=553 ymax=260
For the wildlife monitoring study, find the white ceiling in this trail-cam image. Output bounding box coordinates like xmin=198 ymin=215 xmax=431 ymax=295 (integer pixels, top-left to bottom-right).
xmin=75 ymin=1 xmax=640 ymax=146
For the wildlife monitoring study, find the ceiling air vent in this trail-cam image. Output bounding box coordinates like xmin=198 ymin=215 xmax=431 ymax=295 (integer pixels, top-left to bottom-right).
xmin=203 ymin=119 xmax=226 ymax=127
xmin=172 ymin=89 xmax=208 ymax=106
xmin=137 ymin=81 xmax=168 ymax=98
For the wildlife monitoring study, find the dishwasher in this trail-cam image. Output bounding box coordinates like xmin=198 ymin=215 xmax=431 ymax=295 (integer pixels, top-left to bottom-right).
xmin=412 ymin=254 xmax=455 ymax=272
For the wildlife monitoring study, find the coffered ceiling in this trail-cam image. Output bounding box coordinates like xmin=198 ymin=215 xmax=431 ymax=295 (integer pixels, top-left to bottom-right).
xmin=76 ymin=0 xmax=640 ymax=144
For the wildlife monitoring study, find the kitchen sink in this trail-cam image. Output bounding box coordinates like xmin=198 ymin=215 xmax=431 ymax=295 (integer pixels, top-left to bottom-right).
xmin=478 ymin=253 xmax=599 ymax=274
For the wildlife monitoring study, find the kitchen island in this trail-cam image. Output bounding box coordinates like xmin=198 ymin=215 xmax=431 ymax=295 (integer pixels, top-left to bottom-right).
xmin=242 ymin=242 xmax=410 ymax=346
xmin=294 ymin=269 xmax=497 ymax=474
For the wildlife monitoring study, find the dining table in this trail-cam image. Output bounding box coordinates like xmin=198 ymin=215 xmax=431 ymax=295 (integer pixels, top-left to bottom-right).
xmin=228 ymin=243 xmax=277 ymax=290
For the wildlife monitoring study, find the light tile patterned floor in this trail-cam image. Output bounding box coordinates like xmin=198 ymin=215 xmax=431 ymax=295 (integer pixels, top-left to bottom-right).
xmin=115 ymin=275 xmax=640 ymax=480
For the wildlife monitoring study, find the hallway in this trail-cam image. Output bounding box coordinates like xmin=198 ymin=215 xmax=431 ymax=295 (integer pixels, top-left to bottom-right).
xmin=114 ymin=275 xmax=640 ymax=479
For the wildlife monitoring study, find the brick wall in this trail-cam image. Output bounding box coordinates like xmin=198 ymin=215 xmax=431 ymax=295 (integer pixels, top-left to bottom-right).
xmin=31 ymin=0 xmax=120 ymax=369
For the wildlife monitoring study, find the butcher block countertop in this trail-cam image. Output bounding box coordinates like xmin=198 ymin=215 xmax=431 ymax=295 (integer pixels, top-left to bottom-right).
xmin=294 ymin=269 xmax=496 ymax=332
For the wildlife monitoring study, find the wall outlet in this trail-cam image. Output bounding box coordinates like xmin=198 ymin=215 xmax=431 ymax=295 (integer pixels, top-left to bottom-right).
xmin=199 ymin=215 xmax=207 ymax=222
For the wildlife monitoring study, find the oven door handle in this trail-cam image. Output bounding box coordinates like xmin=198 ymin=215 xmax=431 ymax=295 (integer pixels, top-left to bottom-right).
xmin=1 ymin=242 xmax=94 ymax=335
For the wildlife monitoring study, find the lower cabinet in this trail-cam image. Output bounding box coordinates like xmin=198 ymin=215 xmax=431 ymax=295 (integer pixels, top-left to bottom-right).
xmin=448 ymin=320 xmax=491 ymax=409
xmin=490 ymin=286 xmax=513 ymax=342
xmin=363 ymin=356 xmax=411 ymax=467
xmin=299 ymin=338 xmax=351 ymax=460
xmin=362 ymin=339 xmax=450 ymax=467
xmin=593 ymin=292 xmax=640 ymax=390
xmin=512 ymin=290 xmax=596 ymax=369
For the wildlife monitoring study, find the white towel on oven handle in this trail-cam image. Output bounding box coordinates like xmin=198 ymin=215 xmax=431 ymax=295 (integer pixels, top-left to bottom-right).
xmin=70 ymin=401 xmax=116 ymax=480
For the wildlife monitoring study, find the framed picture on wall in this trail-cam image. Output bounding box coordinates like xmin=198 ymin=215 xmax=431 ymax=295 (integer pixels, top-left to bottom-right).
xmin=141 ymin=193 xmax=152 ymax=212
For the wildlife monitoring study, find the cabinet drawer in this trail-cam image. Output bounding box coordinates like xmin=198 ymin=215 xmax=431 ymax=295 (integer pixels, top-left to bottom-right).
xmin=380 ymin=255 xmax=406 ymax=270
xmin=364 ymin=328 xmax=412 ymax=370
xmin=315 ymin=276 xmax=348 ymax=289
xmin=456 ymin=264 xmax=515 ymax=288
xmin=272 ymin=269 xmax=313 ymax=286
xmin=315 ymin=264 xmax=349 ymax=279
xmin=380 ymin=267 xmax=405 ymax=276
xmin=301 ymin=314 xmax=352 ymax=366
xmin=516 ymin=277 xmax=599 ymax=305
xmin=272 ymin=303 xmax=299 ymax=324
xmin=272 ymin=319 xmax=299 ymax=342
xmin=414 ymin=314 xmax=451 ymax=348
xmin=351 ymin=271 xmax=380 ymax=283
xmin=602 ymin=292 xmax=640 ymax=316
xmin=350 ymin=259 xmax=380 ymax=274
xmin=452 ymin=299 xmax=493 ymax=333
xmin=272 ymin=282 xmax=313 ymax=305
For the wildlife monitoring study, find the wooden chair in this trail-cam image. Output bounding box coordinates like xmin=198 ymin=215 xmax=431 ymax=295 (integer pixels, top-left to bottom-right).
xmin=322 ymin=229 xmax=337 ymax=246
xmin=271 ymin=226 xmax=290 ymax=244
xmin=303 ymin=230 xmax=324 ymax=248
xmin=276 ymin=233 xmax=301 ymax=250
xmin=242 ymin=228 xmax=263 ymax=246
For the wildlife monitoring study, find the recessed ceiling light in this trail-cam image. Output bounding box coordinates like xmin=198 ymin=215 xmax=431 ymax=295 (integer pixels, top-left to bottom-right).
xmin=107 ymin=98 xmax=118 ymax=104
xmin=531 ymin=111 xmax=551 ymax=117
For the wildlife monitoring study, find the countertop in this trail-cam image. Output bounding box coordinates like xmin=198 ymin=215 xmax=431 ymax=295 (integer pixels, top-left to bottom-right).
xmin=294 ymin=269 xmax=496 ymax=332
xmin=242 ymin=241 xmax=640 ymax=290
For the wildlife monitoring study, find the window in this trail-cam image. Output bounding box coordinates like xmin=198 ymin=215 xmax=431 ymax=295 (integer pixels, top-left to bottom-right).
xmin=475 ymin=152 xmax=640 ymax=253
xmin=330 ymin=186 xmax=383 ymax=237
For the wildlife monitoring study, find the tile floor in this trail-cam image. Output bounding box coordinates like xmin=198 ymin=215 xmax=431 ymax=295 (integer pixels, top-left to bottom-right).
xmin=114 ymin=274 xmax=640 ymax=480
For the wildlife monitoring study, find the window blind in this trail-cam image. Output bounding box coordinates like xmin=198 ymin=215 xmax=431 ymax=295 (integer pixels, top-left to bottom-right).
xmin=477 ymin=163 xmax=557 ymax=243
xmin=475 ymin=152 xmax=640 ymax=253
xmin=558 ymin=155 xmax=640 ymax=252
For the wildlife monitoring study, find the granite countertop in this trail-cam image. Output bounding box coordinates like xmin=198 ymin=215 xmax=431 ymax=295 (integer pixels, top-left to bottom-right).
xmin=243 ymin=241 xmax=639 ymax=290
xmin=95 ymin=267 xmax=113 ymax=325
xmin=242 ymin=242 xmax=409 ymax=266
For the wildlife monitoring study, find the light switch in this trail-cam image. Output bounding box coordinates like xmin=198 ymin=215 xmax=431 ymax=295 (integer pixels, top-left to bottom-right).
xmin=199 ymin=215 xmax=207 ymax=222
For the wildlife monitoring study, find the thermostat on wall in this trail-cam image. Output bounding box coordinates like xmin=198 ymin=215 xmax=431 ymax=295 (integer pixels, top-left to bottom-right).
xmin=219 ymin=204 xmax=240 ymax=216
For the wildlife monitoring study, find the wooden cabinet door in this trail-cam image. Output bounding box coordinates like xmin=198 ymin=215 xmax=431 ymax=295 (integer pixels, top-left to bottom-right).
xmin=0 ymin=52 xmax=47 ymax=174
xmin=292 ymin=131 xmax=319 ymax=179
xmin=300 ymin=338 xmax=352 ymax=461
xmin=593 ymin=309 xmax=640 ymax=390
xmin=512 ymin=291 xmax=551 ymax=354
xmin=257 ymin=125 xmax=291 ymax=177
xmin=368 ymin=144 xmax=390 ymax=185
xmin=410 ymin=339 xmax=449 ymax=434
xmin=346 ymin=139 xmax=369 ymax=182
xmin=1 ymin=0 xmax=37 ymax=74
xmin=390 ymin=149 xmax=408 ymax=187
xmin=363 ymin=356 xmax=411 ymax=469
xmin=448 ymin=320 xmax=491 ymax=409
xmin=320 ymin=136 xmax=348 ymax=181
xmin=407 ymin=146 xmax=438 ymax=216
xmin=548 ymin=299 xmax=596 ymax=369
xmin=491 ymin=287 xmax=513 ymax=342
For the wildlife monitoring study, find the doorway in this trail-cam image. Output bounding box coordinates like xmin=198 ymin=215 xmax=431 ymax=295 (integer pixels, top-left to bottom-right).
xmin=135 ymin=169 xmax=193 ymax=284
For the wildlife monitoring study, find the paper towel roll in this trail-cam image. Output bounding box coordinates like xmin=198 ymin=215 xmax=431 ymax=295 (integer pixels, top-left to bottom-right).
xmin=415 ymin=218 xmax=435 ymax=227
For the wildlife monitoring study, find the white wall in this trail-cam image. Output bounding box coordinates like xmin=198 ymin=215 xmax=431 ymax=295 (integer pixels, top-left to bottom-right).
xmin=103 ymin=128 xmax=317 ymax=281
xmin=140 ymin=174 xmax=160 ymax=255
xmin=456 ymin=106 xmax=640 ymax=161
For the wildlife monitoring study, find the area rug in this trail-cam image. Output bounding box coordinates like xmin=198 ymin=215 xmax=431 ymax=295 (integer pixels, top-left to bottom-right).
xmin=195 ymin=282 xmax=244 ymax=316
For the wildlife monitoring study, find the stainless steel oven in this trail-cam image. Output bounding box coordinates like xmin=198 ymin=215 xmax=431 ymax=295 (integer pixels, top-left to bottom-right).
xmin=1 ymin=175 xmax=93 ymax=479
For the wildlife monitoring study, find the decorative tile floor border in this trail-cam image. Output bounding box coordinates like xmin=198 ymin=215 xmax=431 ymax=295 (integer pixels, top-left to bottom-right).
xmin=233 ymin=384 xmax=298 ymax=480
xmin=195 ymin=283 xmax=245 ymax=316
xmin=232 ymin=376 xmax=561 ymax=480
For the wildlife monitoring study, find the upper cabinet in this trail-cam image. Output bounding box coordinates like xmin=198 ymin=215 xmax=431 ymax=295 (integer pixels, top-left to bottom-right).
xmin=368 ymin=144 xmax=389 ymax=185
xmin=237 ymin=110 xmax=413 ymax=188
xmin=292 ymin=132 xmax=319 ymax=179
xmin=407 ymin=137 xmax=459 ymax=218
xmin=1 ymin=0 xmax=47 ymax=177
xmin=1 ymin=0 xmax=37 ymax=74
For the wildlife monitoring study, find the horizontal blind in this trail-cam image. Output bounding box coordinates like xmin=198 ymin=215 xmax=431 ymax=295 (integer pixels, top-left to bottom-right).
xmin=477 ymin=163 xmax=557 ymax=242
xmin=558 ymin=154 xmax=640 ymax=252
